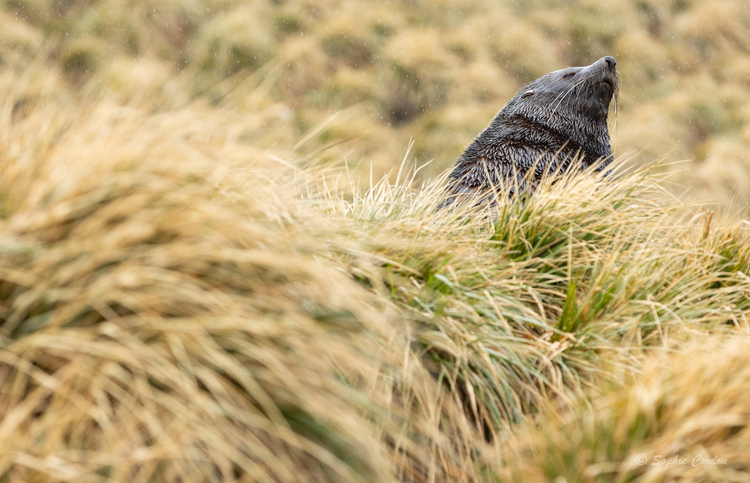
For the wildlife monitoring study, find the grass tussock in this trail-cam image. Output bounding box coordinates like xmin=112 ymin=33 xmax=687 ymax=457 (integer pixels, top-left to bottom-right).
xmin=3 ymin=0 xmax=750 ymax=203
xmin=501 ymin=336 xmax=750 ymax=482
xmin=318 ymin=156 xmax=750 ymax=437
xmin=1 ymin=16 xmax=750 ymax=481
xmin=0 ymin=81 xmax=483 ymax=482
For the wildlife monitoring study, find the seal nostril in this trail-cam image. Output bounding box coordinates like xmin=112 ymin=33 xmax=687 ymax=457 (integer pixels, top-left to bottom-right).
xmin=604 ymin=56 xmax=616 ymax=72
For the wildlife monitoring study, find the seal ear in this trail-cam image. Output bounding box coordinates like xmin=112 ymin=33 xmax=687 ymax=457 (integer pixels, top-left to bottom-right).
xmin=521 ymin=90 xmax=534 ymax=99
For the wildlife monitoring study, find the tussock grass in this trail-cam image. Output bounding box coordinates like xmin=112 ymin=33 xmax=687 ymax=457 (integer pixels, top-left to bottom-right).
xmin=4 ymin=0 xmax=750 ymax=203
xmin=500 ymin=336 xmax=750 ymax=482
xmin=1 ymin=70 xmax=750 ymax=482
xmin=319 ymin=157 xmax=750 ymax=440
xmin=0 ymin=84 xmax=482 ymax=482
xmin=2 ymin=1 xmax=750 ymax=481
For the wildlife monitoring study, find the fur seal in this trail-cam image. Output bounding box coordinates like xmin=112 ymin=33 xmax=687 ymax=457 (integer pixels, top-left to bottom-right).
xmin=443 ymin=56 xmax=619 ymax=203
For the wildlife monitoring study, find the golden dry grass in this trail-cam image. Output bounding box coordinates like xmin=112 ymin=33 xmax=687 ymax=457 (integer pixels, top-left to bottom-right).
xmin=0 ymin=65 xmax=490 ymax=482
xmin=3 ymin=0 xmax=750 ymax=203
xmin=1 ymin=64 xmax=750 ymax=481
xmin=500 ymin=336 xmax=750 ymax=482
xmin=1 ymin=1 xmax=750 ymax=482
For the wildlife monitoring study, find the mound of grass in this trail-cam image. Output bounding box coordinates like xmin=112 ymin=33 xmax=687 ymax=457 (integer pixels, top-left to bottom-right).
xmin=4 ymin=0 xmax=750 ymax=203
xmin=0 ymin=81 xmax=484 ymax=482
xmin=318 ymin=156 xmax=750 ymax=438
xmin=0 ymin=69 xmax=749 ymax=482
xmin=0 ymin=98 xmax=384 ymax=481
xmin=501 ymin=336 xmax=750 ymax=482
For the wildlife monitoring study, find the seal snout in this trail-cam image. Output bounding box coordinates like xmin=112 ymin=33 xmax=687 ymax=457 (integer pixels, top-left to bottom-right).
xmin=604 ymin=56 xmax=616 ymax=72
xmin=596 ymin=56 xmax=618 ymax=91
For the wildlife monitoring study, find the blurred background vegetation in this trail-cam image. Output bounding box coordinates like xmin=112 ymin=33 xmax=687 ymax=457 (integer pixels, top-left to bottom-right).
xmin=2 ymin=0 xmax=750 ymax=205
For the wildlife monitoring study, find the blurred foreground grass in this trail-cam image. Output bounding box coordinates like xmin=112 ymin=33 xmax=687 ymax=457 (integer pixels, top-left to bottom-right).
xmin=1 ymin=1 xmax=750 ymax=482
xmin=1 ymin=63 xmax=750 ymax=482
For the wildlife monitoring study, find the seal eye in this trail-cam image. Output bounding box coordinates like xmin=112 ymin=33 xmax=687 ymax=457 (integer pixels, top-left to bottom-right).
xmin=563 ymin=72 xmax=576 ymax=80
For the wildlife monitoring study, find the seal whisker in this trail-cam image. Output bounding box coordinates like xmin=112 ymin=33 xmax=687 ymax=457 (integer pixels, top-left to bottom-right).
xmin=550 ymin=77 xmax=588 ymax=114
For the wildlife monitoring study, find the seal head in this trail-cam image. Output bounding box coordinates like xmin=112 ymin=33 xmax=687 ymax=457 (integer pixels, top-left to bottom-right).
xmin=444 ymin=56 xmax=619 ymax=201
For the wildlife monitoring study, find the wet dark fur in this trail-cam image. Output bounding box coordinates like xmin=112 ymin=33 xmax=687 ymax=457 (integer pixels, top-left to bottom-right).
xmin=443 ymin=56 xmax=619 ymax=204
